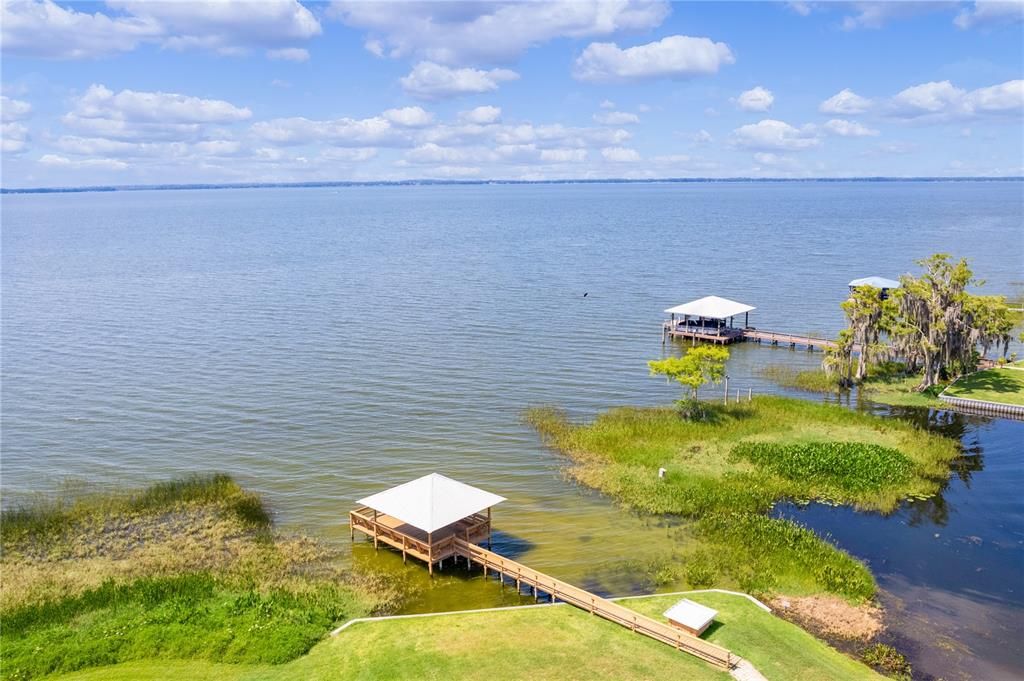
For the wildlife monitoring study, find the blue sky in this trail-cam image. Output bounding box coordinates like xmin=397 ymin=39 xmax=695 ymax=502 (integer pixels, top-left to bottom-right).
xmin=1 ymin=1 xmax=1022 ymax=187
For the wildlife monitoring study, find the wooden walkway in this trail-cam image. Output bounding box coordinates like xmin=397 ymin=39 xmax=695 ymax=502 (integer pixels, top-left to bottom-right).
xmin=742 ymin=329 xmax=849 ymax=351
xmin=662 ymin=323 xmax=862 ymax=353
xmin=452 ymin=538 xmax=734 ymax=670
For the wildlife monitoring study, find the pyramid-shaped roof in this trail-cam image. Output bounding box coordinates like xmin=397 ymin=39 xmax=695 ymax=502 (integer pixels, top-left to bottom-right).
xmin=356 ymin=473 xmax=506 ymax=534
xmin=664 ymin=295 xmax=755 ymax=320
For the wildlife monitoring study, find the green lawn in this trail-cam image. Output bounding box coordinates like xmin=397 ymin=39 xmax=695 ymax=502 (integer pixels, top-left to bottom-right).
xmin=50 ymin=592 xmax=883 ymax=681
xmin=944 ymin=367 xmax=1024 ymax=406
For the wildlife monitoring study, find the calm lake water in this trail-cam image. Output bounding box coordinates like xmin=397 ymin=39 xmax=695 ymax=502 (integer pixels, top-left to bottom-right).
xmin=2 ymin=182 xmax=1022 ymax=679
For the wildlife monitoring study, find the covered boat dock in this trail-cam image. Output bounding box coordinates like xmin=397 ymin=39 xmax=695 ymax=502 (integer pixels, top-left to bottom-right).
xmin=349 ymin=473 xmax=504 ymax=575
xmin=662 ymin=295 xmax=756 ymax=345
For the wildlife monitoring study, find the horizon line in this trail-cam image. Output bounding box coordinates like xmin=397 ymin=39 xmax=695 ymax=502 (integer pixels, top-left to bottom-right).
xmin=3 ymin=175 xmax=1022 ymax=195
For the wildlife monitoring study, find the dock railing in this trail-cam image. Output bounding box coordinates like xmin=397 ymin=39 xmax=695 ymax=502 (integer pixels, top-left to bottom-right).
xmin=453 ymin=539 xmax=734 ymax=670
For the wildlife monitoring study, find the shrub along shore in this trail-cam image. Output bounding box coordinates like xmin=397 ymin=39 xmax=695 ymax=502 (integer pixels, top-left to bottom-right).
xmin=1 ymin=474 xmax=402 ymax=681
xmin=526 ymin=396 xmax=959 ymax=602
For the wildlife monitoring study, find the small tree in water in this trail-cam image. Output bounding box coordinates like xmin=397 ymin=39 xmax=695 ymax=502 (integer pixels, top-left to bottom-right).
xmin=649 ymin=345 xmax=730 ymax=418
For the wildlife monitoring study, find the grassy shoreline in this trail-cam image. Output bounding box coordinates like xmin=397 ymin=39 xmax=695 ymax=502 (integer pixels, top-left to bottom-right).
xmin=526 ymin=396 xmax=959 ymax=602
xmin=46 ymin=591 xmax=885 ymax=681
xmin=1 ymin=475 xmax=401 ymax=681
xmin=760 ymin=361 xmax=1024 ymax=409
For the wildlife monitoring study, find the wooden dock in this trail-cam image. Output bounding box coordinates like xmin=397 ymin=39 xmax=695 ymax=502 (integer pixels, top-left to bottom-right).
xmin=350 ymin=507 xmax=733 ymax=670
xmin=349 ymin=505 xmax=491 ymax=575
xmin=663 ymin=322 xmax=861 ymax=352
xmin=453 ymin=539 xmax=734 ymax=670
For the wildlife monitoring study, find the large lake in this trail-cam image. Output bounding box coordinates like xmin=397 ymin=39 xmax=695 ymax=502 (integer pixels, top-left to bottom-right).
xmin=3 ymin=182 xmax=1022 ymax=680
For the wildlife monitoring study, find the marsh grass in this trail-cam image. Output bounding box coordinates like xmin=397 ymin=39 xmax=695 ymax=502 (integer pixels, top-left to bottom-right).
xmin=1 ymin=473 xmax=269 ymax=550
xmin=759 ymin=365 xmax=844 ymax=393
xmin=525 ymin=396 xmax=958 ymax=601
xmin=1 ymin=474 xmax=403 ymax=680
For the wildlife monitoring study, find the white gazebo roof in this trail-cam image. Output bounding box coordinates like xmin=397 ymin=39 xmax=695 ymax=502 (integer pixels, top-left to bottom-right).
xmin=356 ymin=473 xmax=506 ymax=534
xmin=663 ymin=599 xmax=718 ymax=630
xmin=848 ymin=276 xmax=901 ymax=289
xmin=664 ymin=295 xmax=756 ymax=320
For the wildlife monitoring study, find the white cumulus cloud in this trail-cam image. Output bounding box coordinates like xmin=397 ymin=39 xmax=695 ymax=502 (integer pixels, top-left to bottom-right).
xmin=1 ymin=121 xmax=29 ymax=152
xmin=886 ymin=79 xmax=1023 ymax=120
xmin=572 ymin=35 xmax=734 ymax=83
xmin=1 ymin=0 xmax=320 ymax=59
xmin=458 ymin=106 xmax=502 ymax=125
xmin=601 ymin=146 xmax=641 ymax=162
xmin=38 ymin=153 xmax=128 ymax=169
xmin=731 ymin=119 xmax=821 ymax=151
xmin=329 ymin=0 xmax=670 ymax=65
xmin=382 ymin=106 xmax=435 ymax=127
xmin=251 ymin=115 xmax=406 ymax=147
xmin=954 ymin=0 xmax=1024 ymax=29
xmin=823 ymin=119 xmax=880 ymax=137
xmin=736 ymin=86 xmax=774 ymax=112
xmin=966 ymin=79 xmax=1024 ymax=112
xmin=593 ymin=111 xmax=640 ymax=125
xmin=540 ymin=148 xmax=588 ymax=162
xmin=819 ymin=88 xmax=872 ymax=115
xmin=70 ymin=84 xmax=251 ymax=124
xmin=267 ymin=47 xmax=309 ymax=62
xmin=692 ymin=129 xmax=713 ymax=144
xmin=400 ymin=62 xmax=519 ymax=100
xmin=1 ymin=95 xmax=32 ymax=122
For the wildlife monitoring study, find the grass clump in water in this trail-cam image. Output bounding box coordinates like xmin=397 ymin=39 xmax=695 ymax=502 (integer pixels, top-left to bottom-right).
xmin=861 ymin=643 xmax=912 ymax=680
xmin=759 ymin=365 xmax=844 ymax=393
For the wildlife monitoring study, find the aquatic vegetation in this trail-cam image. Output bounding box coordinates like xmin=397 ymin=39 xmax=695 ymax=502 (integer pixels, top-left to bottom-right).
xmin=731 ymin=442 xmax=913 ymax=497
xmin=759 ymin=365 xmax=843 ymax=393
xmin=695 ymin=514 xmax=875 ymax=601
xmin=1 ymin=475 xmax=401 ymax=680
xmin=1 ymin=473 xmax=269 ymax=550
xmin=525 ymin=396 xmax=958 ymax=601
xmin=861 ymin=643 xmax=912 ymax=680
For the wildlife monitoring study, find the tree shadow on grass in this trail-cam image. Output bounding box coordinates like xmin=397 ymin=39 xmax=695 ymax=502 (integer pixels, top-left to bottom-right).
xmin=952 ymin=370 xmax=1022 ymax=398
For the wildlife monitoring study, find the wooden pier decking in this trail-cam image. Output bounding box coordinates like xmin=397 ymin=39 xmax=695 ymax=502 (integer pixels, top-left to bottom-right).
xmin=349 ymin=506 xmax=490 ymax=574
xmin=663 ymin=322 xmax=862 ymax=352
xmin=454 ymin=539 xmax=734 ymax=669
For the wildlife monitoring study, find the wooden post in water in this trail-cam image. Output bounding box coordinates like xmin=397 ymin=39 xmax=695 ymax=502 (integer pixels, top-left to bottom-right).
xmin=372 ymin=510 xmax=379 ymax=550
xmin=427 ymin=531 xmax=433 ymax=577
xmin=723 ymin=376 xmax=729 ymax=404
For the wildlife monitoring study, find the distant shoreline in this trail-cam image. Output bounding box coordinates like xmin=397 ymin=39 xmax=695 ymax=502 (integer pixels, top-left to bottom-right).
xmin=3 ymin=176 xmax=1022 ymax=195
